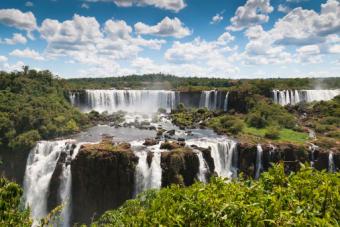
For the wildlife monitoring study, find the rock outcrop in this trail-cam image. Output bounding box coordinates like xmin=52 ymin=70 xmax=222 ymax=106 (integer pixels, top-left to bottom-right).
xmin=71 ymin=140 xmax=138 ymax=224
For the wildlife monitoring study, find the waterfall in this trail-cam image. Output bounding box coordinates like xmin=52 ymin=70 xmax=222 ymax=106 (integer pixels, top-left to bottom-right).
xmin=187 ymin=138 xmax=238 ymax=179
xmin=195 ymin=150 xmax=209 ymax=183
xmin=223 ymin=92 xmax=229 ymax=112
xmin=199 ymin=90 xmax=218 ymax=110
xmin=273 ymin=89 xmax=340 ymax=106
xmin=255 ymin=144 xmax=263 ymax=179
xmin=73 ymin=90 xmax=178 ymax=113
xmin=134 ymin=148 xmax=162 ymax=196
xmin=23 ymin=140 xmax=81 ymax=227
xmin=309 ymin=143 xmax=318 ymax=167
xmin=328 ymin=152 xmax=335 ymax=173
xmin=58 ymin=143 xmax=83 ymax=227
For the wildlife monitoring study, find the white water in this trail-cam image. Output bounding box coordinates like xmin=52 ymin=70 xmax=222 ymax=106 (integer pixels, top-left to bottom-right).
xmin=77 ymin=90 xmax=178 ymax=113
xmin=23 ymin=140 xmax=81 ymax=227
xmin=187 ymin=138 xmax=237 ymax=179
xmin=273 ymin=89 xmax=340 ymax=106
xmin=328 ymin=152 xmax=335 ymax=173
xmin=199 ymin=90 xmax=218 ymax=110
xmin=309 ymin=143 xmax=318 ymax=167
xmin=255 ymin=144 xmax=263 ymax=179
xmin=133 ymin=142 xmax=162 ymax=196
xmin=195 ymin=150 xmax=209 ymax=183
xmin=223 ymin=92 xmax=229 ymax=112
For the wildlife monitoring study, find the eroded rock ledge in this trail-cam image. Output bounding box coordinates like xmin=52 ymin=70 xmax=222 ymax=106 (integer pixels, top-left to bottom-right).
xmin=68 ymin=138 xmax=339 ymax=224
xmin=71 ymin=139 xmax=138 ymax=224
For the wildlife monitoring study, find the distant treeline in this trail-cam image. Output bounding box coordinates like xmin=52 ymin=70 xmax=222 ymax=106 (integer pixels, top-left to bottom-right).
xmin=66 ymin=73 xmax=340 ymax=90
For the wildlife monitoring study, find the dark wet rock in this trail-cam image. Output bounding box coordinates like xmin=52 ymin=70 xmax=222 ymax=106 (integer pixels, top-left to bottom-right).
xmin=143 ymin=138 xmax=159 ymax=146
xmin=161 ymin=147 xmax=199 ymax=187
xmin=71 ymin=140 xmax=137 ymax=224
xmin=167 ymin=129 xmax=176 ymax=136
xmin=160 ymin=141 xmax=185 ymax=150
xmin=177 ymin=138 xmax=185 ymax=142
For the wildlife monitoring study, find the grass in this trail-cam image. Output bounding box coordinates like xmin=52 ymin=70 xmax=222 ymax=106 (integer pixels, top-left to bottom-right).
xmin=243 ymin=126 xmax=309 ymax=144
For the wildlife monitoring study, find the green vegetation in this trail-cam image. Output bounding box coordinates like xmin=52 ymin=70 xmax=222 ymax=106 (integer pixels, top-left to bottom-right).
xmin=0 ymin=177 xmax=32 ymax=226
xmin=0 ymin=68 xmax=88 ymax=151
xmin=243 ymin=127 xmax=309 ymax=144
xmin=66 ymin=74 xmax=340 ymax=91
xmin=93 ymin=164 xmax=340 ymax=226
xmin=208 ymin=115 xmax=244 ymax=135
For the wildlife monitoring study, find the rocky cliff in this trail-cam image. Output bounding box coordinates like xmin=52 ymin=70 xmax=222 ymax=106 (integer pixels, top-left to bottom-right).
xmin=71 ymin=140 xmax=138 ymax=224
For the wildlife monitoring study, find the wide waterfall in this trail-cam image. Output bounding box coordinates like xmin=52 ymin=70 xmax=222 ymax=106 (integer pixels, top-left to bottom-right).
xmin=71 ymin=90 xmax=179 ymax=113
xmin=187 ymin=138 xmax=238 ymax=179
xmin=23 ymin=140 xmax=81 ymax=227
xmin=272 ymin=89 xmax=340 ymax=106
xmin=199 ymin=90 xmax=218 ymax=110
xmin=255 ymin=144 xmax=263 ymax=179
xmin=133 ymin=142 xmax=162 ymax=196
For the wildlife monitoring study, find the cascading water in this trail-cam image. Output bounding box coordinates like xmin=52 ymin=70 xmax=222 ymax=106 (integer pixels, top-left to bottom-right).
xmin=133 ymin=142 xmax=162 ymax=196
xmin=194 ymin=150 xmax=209 ymax=183
xmin=223 ymin=92 xmax=229 ymax=112
xmin=73 ymin=90 xmax=178 ymax=113
xmin=23 ymin=140 xmax=81 ymax=227
xmin=199 ymin=90 xmax=218 ymax=110
xmin=328 ymin=152 xmax=335 ymax=173
xmin=187 ymin=138 xmax=238 ymax=179
xmin=255 ymin=144 xmax=263 ymax=179
xmin=309 ymin=143 xmax=318 ymax=167
xmin=272 ymin=89 xmax=340 ymax=106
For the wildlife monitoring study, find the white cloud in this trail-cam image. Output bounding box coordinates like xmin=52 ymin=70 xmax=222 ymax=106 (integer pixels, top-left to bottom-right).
xmin=328 ymin=44 xmax=340 ymax=54
xmin=25 ymin=1 xmax=34 ymax=7
xmin=163 ymin=34 xmax=238 ymax=76
xmin=10 ymin=48 xmax=44 ymax=60
xmin=85 ymin=0 xmax=186 ymax=12
xmin=0 ymin=33 xmax=27 ymax=45
xmin=81 ymin=3 xmax=90 ymax=9
xmin=297 ymin=45 xmax=320 ymax=55
xmin=0 ymin=61 xmax=25 ymax=72
xmin=39 ymin=14 xmax=166 ymax=70
xmin=227 ymin=0 xmax=273 ymax=31
xmin=134 ymin=17 xmax=191 ymax=38
xmin=0 ymin=56 xmax=7 ymax=62
xmin=0 ymin=9 xmax=37 ymax=34
xmin=277 ymin=4 xmax=291 ymax=13
xmin=210 ymin=13 xmax=223 ymax=24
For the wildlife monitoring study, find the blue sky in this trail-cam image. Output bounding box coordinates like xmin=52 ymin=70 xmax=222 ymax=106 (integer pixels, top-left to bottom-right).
xmin=0 ymin=0 xmax=339 ymax=78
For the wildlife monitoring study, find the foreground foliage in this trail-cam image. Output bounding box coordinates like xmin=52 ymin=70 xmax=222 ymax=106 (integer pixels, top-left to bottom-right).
xmin=0 ymin=68 xmax=88 ymax=151
xmin=93 ymin=164 xmax=340 ymax=226
xmin=0 ymin=177 xmax=32 ymax=226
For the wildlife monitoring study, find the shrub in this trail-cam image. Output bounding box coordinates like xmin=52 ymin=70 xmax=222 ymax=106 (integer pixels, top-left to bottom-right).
xmin=265 ymin=126 xmax=280 ymax=139
xmin=93 ymin=164 xmax=340 ymax=226
xmin=9 ymin=130 xmax=41 ymax=151
xmin=246 ymin=112 xmax=267 ymax=128
xmin=0 ymin=178 xmax=32 ymax=226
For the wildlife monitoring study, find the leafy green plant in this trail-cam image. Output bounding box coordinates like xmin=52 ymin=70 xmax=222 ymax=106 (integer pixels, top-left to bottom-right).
xmin=92 ymin=164 xmax=340 ymax=226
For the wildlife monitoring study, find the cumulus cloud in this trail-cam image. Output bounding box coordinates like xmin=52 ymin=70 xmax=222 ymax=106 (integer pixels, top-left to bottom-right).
xmin=0 ymin=9 xmax=37 ymax=35
xmin=210 ymin=13 xmax=223 ymax=24
xmin=0 ymin=33 xmax=27 ymax=45
xmin=240 ymin=0 xmax=340 ymax=65
xmin=81 ymin=3 xmax=90 ymax=9
xmin=163 ymin=33 xmax=238 ymax=76
xmin=10 ymin=48 xmax=44 ymax=60
xmin=277 ymin=4 xmax=291 ymax=13
xmin=39 ymin=14 xmax=166 ymax=68
xmin=0 ymin=55 xmax=7 ymax=62
xmin=85 ymin=0 xmax=186 ymax=12
xmin=227 ymin=0 xmax=273 ymax=31
xmin=134 ymin=17 xmax=191 ymax=38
